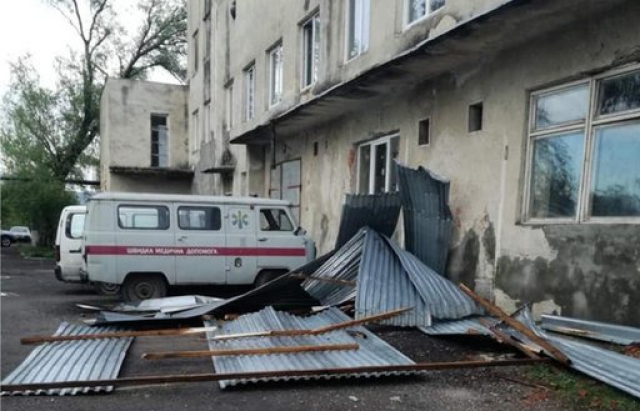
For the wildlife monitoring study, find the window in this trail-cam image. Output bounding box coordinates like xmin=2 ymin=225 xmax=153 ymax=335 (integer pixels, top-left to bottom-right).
xmin=244 ymin=64 xmax=256 ymax=121
xmin=192 ymin=110 xmax=200 ymax=152
xmin=225 ymin=82 xmax=233 ymax=130
xmin=357 ymin=135 xmax=400 ymax=194
xmin=260 ymin=209 xmax=294 ymax=231
xmin=301 ymin=13 xmax=320 ymax=88
xmin=151 ymin=114 xmax=168 ymax=167
xmin=418 ymin=118 xmax=430 ymax=146
xmin=204 ymin=17 xmax=212 ymax=60
xmin=346 ymin=0 xmax=369 ymax=60
xmin=204 ymin=60 xmax=211 ymax=102
xmin=405 ymin=0 xmax=445 ymax=26
xmin=525 ymin=67 xmax=640 ymax=222
xmin=204 ymin=0 xmax=212 ymax=19
xmin=204 ymin=102 xmax=211 ymax=143
xmin=118 ymin=205 xmax=170 ymax=230
xmin=65 ymin=213 xmax=85 ymax=239
xmin=192 ymin=30 xmax=199 ymax=74
xmin=468 ymin=102 xmax=483 ymax=132
xmin=268 ymin=43 xmax=283 ymax=107
xmin=178 ymin=206 xmax=221 ymax=230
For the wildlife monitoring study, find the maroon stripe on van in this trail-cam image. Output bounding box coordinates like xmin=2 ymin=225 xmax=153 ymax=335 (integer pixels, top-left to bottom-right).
xmin=85 ymin=245 xmax=306 ymax=257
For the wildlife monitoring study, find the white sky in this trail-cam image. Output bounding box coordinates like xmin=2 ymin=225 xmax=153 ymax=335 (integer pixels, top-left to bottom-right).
xmin=0 ymin=0 xmax=178 ymax=97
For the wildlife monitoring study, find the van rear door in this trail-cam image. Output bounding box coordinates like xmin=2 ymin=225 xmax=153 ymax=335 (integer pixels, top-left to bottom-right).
xmin=255 ymin=207 xmax=308 ymax=271
xmin=57 ymin=209 xmax=86 ymax=282
xmin=174 ymin=204 xmax=226 ymax=284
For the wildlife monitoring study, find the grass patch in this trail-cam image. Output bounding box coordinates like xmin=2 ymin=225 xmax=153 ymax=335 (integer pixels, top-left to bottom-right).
xmin=526 ymin=364 xmax=640 ymax=410
xmin=17 ymin=245 xmax=55 ymax=260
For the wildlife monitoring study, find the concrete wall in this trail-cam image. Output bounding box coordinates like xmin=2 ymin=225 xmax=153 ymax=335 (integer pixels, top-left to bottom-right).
xmin=100 ymin=79 xmax=190 ymax=193
xmin=265 ymin=4 xmax=640 ymax=325
xmin=188 ymin=0 xmax=506 ymax=196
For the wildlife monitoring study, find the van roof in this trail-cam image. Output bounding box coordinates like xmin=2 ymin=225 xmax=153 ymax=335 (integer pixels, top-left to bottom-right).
xmin=89 ymin=192 xmax=292 ymax=206
xmin=62 ymin=205 xmax=87 ymax=212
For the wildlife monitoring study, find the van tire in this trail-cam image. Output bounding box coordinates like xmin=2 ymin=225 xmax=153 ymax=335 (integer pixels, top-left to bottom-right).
xmin=254 ymin=270 xmax=286 ymax=288
xmin=95 ymin=282 xmax=121 ymax=296
xmin=1 ymin=236 xmax=12 ymax=248
xmin=122 ymin=274 xmax=167 ymax=302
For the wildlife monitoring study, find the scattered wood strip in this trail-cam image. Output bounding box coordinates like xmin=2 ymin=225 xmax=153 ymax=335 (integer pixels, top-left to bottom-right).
xmin=0 ymin=358 xmax=550 ymax=392
xmin=459 ymin=284 xmax=570 ymax=365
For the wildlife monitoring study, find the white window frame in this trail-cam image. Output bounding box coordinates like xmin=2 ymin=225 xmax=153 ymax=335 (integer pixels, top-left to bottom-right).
xmin=404 ymin=0 xmax=445 ymax=28
xmin=268 ymin=42 xmax=284 ymax=108
xmin=225 ymin=82 xmax=233 ymax=131
xmin=192 ymin=30 xmax=199 ymax=76
xmin=244 ymin=64 xmax=256 ymax=121
xmin=523 ymin=64 xmax=640 ymax=225
xmin=345 ymin=0 xmax=370 ymax=62
xmin=192 ymin=109 xmax=200 ymax=153
xmin=204 ymin=102 xmax=211 ymax=143
xmin=301 ymin=12 xmax=320 ymax=89
xmin=356 ymin=134 xmax=399 ymax=194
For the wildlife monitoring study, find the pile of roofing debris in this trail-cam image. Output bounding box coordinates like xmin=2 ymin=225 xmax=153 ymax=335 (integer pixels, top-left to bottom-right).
xmin=2 ymin=163 xmax=639 ymax=400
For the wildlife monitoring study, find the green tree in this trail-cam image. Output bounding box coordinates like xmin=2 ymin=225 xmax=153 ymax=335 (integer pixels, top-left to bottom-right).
xmin=1 ymin=0 xmax=187 ymax=181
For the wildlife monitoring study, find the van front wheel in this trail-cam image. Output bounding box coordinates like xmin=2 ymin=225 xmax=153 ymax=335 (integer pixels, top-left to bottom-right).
xmin=122 ymin=274 xmax=167 ymax=302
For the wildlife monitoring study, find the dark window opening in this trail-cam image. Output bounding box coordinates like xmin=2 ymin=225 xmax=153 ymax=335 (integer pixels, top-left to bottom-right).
xmin=469 ymin=102 xmax=483 ymax=132
xmin=419 ymin=118 xmax=430 ymax=146
xmin=313 ymin=141 xmax=319 ymax=156
xmin=151 ymin=114 xmax=168 ymax=167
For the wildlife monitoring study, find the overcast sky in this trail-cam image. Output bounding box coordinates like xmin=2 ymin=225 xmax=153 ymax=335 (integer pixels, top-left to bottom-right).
xmin=0 ymin=0 xmax=178 ymax=97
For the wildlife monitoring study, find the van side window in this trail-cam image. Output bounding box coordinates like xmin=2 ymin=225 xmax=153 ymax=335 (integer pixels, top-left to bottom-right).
xmin=118 ymin=205 xmax=170 ymax=230
xmin=178 ymin=206 xmax=222 ymax=230
xmin=260 ymin=209 xmax=294 ymax=231
xmin=66 ymin=213 xmax=85 ymax=239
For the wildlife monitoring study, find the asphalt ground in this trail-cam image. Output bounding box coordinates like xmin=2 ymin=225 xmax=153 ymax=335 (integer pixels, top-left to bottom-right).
xmin=0 ymin=247 xmax=566 ymax=411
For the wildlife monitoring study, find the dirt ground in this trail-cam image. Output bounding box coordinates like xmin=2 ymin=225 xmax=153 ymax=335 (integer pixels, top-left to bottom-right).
xmin=0 ymin=247 xmax=568 ymax=411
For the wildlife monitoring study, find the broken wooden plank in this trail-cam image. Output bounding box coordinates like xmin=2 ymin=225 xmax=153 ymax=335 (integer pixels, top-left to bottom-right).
xmin=142 ymin=343 xmax=359 ymax=360
xmin=20 ymin=326 xmax=218 ymax=345
xmin=208 ymin=307 xmax=412 ymax=341
xmin=459 ymin=284 xmax=570 ymax=365
xmin=0 ymin=358 xmax=550 ymax=392
xmin=478 ymin=318 xmax=541 ymax=360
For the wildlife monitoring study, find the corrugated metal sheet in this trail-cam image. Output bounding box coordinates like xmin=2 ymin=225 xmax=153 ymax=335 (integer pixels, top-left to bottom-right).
xmin=204 ymin=307 xmax=417 ymax=389
xmin=335 ymin=193 xmax=401 ymax=249
xmin=1 ymin=322 xmax=133 ymax=396
xmin=419 ymin=317 xmax=496 ymax=336
xmin=511 ymin=308 xmax=640 ymax=400
xmin=396 ymin=162 xmax=453 ymax=275
xmin=541 ymin=315 xmax=640 ymax=346
xmin=304 ymin=229 xmax=481 ymax=327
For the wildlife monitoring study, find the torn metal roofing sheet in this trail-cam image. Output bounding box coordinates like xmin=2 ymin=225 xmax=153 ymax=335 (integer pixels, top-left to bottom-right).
xmin=396 ymin=162 xmax=453 ymax=276
xmin=1 ymin=322 xmax=133 ymax=396
xmin=204 ymin=307 xmax=417 ymax=389
xmin=419 ymin=317 xmax=497 ymax=336
xmin=304 ymin=229 xmax=480 ymax=327
xmin=512 ymin=308 xmax=640 ymax=400
xmin=335 ymin=192 xmax=401 ymax=249
xmin=541 ymin=314 xmax=640 ymax=346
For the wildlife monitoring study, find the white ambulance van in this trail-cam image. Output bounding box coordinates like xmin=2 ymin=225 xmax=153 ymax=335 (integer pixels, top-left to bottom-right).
xmin=82 ymin=192 xmax=315 ymax=302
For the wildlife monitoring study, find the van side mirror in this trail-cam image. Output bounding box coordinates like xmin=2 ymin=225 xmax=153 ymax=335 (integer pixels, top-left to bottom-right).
xmin=294 ymin=226 xmax=306 ymax=236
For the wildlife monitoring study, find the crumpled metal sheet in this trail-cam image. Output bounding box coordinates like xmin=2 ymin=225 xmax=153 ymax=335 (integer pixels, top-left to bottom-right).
xmin=396 ymin=162 xmax=453 ymax=276
xmin=335 ymin=193 xmax=401 ymax=249
xmin=541 ymin=314 xmax=640 ymax=346
xmin=204 ymin=307 xmax=417 ymax=389
xmin=419 ymin=317 xmax=497 ymax=336
xmin=303 ymin=228 xmax=481 ymax=327
xmin=1 ymin=322 xmax=133 ymax=396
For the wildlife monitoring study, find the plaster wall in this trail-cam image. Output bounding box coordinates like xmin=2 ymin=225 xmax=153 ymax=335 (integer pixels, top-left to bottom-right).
xmin=268 ymin=3 xmax=640 ymax=324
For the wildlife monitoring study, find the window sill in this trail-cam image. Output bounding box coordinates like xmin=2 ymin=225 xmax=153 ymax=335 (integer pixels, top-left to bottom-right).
xmin=345 ymin=49 xmax=369 ymax=65
xmin=519 ymin=218 xmax=640 ymax=226
xmin=403 ymin=8 xmax=443 ymax=32
xmin=300 ymin=83 xmax=315 ymax=94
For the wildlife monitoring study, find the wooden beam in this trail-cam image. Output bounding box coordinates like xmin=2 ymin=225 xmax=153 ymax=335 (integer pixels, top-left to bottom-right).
xmin=0 ymin=359 xmax=550 ymax=392
xmin=208 ymin=307 xmax=413 ymax=341
xmin=459 ymin=284 xmax=570 ymax=365
xmin=20 ymin=326 xmax=218 ymax=345
xmin=142 ymin=343 xmax=359 ymax=360
xmin=478 ymin=318 xmax=541 ymax=360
